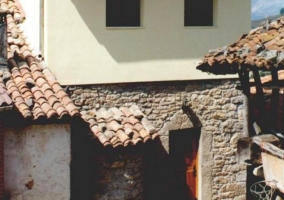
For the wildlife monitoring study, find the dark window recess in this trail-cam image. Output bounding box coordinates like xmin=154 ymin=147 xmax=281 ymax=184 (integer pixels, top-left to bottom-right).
xmin=106 ymin=0 xmax=140 ymax=27
xmin=0 ymin=14 xmax=7 ymax=69
xmin=184 ymin=0 xmax=213 ymax=26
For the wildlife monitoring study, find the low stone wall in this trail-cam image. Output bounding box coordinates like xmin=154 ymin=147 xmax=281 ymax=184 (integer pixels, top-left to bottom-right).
xmin=94 ymin=153 xmax=143 ymax=200
xmin=70 ymin=79 xmax=246 ymax=200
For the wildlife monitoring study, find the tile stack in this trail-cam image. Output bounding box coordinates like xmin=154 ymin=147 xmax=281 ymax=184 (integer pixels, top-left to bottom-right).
xmin=81 ymin=105 xmax=159 ymax=147
xmin=0 ymin=0 xmax=79 ymax=119
xmin=197 ymin=17 xmax=284 ymax=74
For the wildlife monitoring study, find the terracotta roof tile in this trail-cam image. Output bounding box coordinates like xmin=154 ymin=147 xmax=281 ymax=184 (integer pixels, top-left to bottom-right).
xmin=0 ymin=85 xmax=11 ymax=106
xmin=0 ymin=0 xmax=80 ymax=119
xmin=197 ymin=17 xmax=284 ymax=74
xmin=0 ymin=1 xmax=160 ymax=149
xmin=81 ymin=106 xmax=159 ymax=147
xmin=32 ymin=103 xmax=45 ymax=119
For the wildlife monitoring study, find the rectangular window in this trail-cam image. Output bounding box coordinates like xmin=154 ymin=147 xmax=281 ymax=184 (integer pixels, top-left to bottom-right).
xmin=106 ymin=0 xmax=140 ymax=27
xmin=184 ymin=0 xmax=213 ymax=26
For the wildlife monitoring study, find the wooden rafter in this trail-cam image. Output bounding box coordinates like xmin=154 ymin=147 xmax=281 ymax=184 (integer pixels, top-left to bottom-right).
xmin=270 ymin=67 xmax=280 ymax=130
xmin=252 ymin=67 xmax=269 ymax=133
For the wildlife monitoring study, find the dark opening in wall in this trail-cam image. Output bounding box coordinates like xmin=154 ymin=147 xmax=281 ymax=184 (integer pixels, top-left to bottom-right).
xmin=106 ymin=0 xmax=140 ymax=27
xmin=184 ymin=0 xmax=213 ymax=26
xmin=169 ymin=128 xmax=201 ymax=200
xmin=71 ymin=117 xmax=96 ymax=200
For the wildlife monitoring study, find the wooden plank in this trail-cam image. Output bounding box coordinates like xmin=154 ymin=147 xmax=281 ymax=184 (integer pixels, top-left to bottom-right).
xmin=237 ymin=80 xmax=284 ymax=89
xmin=252 ymin=134 xmax=280 ymax=147
xmin=237 ymin=70 xmax=250 ymax=96
xmin=242 ymin=71 xmax=253 ymax=136
xmin=262 ymin=152 xmax=284 ymax=193
xmin=238 ymin=68 xmax=258 ymax=137
xmin=261 ymin=80 xmax=284 ymax=88
xmin=252 ymin=68 xmax=269 ymax=133
xmin=270 ymin=68 xmax=280 ymax=130
xmin=249 ymin=81 xmax=284 ymax=88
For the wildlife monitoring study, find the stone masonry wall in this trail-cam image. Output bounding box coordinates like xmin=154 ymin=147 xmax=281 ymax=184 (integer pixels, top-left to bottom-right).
xmin=70 ymin=79 xmax=247 ymax=200
xmin=93 ymin=153 xmax=143 ymax=200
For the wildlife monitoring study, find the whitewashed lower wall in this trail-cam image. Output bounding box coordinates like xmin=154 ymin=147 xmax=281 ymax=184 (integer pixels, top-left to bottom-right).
xmin=4 ymin=124 xmax=71 ymax=200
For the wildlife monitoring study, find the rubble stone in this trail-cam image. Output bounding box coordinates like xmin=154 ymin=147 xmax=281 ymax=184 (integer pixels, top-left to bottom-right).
xmin=71 ymin=80 xmax=246 ymax=200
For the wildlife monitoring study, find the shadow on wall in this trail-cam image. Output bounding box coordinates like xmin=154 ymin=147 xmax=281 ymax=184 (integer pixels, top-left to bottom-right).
xmin=71 ymin=111 xmax=202 ymax=200
xmin=69 ymin=0 xmax=218 ymax=63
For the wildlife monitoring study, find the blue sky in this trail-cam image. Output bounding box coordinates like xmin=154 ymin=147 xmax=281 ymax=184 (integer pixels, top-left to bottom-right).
xmin=251 ymin=0 xmax=284 ymax=20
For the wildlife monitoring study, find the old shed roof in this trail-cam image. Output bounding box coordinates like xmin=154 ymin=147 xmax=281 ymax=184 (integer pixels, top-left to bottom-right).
xmin=81 ymin=105 xmax=159 ymax=148
xmin=197 ymin=17 xmax=284 ymax=74
xmin=0 ymin=0 xmax=80 ymax=119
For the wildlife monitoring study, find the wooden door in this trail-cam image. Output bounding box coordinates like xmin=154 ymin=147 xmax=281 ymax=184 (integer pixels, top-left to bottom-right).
xmin=169 ymin=128 xmax=200 ymax=200
xmin=185 ymin=135 xmax=198 ymax=199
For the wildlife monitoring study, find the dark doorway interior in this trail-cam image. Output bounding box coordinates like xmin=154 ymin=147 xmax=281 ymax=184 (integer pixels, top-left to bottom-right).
xmin=169 ymin=128 xmax=201 ymax=200
xmin=71 ymin=117 xmax=96 ymax=200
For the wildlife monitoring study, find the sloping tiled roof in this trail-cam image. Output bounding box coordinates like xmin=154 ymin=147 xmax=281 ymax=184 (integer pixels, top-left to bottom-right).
xmin=0 ymin=0 xmax=158 ymax=148
xmin=0 ymin=85 xmax=11 ymax=106
xmin=197 ymin=17 xmax=284 ymax=74
xmin=0 ymin=0 xmax=80 ymax=119
xmin=81 ymin=105 xmax=159 ymax=147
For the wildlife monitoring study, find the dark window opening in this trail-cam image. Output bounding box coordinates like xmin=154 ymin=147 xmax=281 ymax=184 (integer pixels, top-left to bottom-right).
xmin=184 ymin=0 xmax=213 ymax=26
xmin=106 ymin=0 xmax=140 ymax=27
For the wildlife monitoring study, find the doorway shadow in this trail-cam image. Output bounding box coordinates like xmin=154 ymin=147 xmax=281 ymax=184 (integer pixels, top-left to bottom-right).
xmin=70 ymin=111 xmax=202 ymax=200
xmin=143 ymin=128 xmax=201 ymax=200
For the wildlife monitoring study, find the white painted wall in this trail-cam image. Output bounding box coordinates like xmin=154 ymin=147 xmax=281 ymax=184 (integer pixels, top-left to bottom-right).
xmin=4 ymin=124 xmax=70 ymax=200
xmin=18 ymin=0 xmax=41 ymax=54
xmin=17 ymin=0 xmax=250 ymax=84
xmin=43 ymin=0 xmax=251 ymax=85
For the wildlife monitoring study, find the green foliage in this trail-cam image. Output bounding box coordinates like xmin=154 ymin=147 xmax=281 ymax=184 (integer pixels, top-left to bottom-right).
xmin=280 ymin=7 xmax=284 ymax=15
xmin=259 ymin=70 xmax=271 ymax=77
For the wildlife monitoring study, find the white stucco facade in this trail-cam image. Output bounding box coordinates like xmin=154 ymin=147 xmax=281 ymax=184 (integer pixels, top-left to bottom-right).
xmin=43 ymin=0 xmax=251 ymax=85
xmin=4 ymin=124 xmax=71 ymax=200
xmin=18 ymin=0 xmax=41 ymax=54
xmin=17 ymin=0 xmax=251 ymax=84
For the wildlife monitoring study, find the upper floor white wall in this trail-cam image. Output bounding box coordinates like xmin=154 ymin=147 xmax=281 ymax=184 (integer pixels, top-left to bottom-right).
xmin=40 ymin=0 xmax=251 ymax=85
xmin=19 ymin=0 xmax=41 ymax=55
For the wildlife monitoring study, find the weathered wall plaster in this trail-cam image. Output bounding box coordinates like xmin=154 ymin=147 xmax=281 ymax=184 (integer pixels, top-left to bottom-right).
xmin=4 ymin=124 xmax=70 ymax=200
xmin=70 ymin=79 xmax=247 ymax=200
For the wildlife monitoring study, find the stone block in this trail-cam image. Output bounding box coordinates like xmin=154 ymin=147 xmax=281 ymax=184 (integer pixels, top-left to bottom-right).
xmin=236 ymin=171 xmax=247 ymax=182
xmin=231 ymin=96 xmax=244 ymax=104
xmin=219 ymin=183 xmax=246 ymax=198
xmin=215 ymin=98 xmax=230 ymax=105
xmin=209 ymin=88 xmax=222 ymax=96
